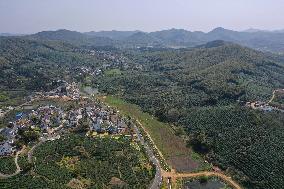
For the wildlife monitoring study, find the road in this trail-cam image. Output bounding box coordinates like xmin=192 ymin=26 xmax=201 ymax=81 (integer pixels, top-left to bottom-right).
xmin=134 ymin=120 xmax=243 ymax=189
xmin=136 ymin=120 xmax=168 ymax=169
xmin=0 ymin=147 xmax=25 ymax=178
xmin=133 ymin=124 xmax=162 ymax=189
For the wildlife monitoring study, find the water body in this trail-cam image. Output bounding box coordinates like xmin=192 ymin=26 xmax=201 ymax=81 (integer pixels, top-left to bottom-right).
xmin=183 ymin=180 xmax=225 ymax=189
xmin=22 ymin=105 xmax=34 ymax=110
xmin=83 ymin=86 xmax=99 ymax=95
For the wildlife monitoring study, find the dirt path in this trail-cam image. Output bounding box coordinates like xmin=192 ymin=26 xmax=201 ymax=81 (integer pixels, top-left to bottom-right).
xmin=0 ymin=147 xmax=25 ymax=178
xmin=137 ymin=119 xmax=242 ymax=189
xmin=268 ymin=90 xmax=277 ymax=104
xmin=28 ymin=140 xmax=46 ymax=163
xmin=162 ymin=170 xmax=242 ymax=189
xmin=100 ymin=96 xmax=242 ymax=189
xmin=137 ymin=118 xmax=243 ymax=189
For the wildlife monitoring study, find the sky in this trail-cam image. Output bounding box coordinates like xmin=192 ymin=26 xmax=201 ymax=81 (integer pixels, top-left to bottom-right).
xmin=0 ymin=0 xmax=283 ymax=34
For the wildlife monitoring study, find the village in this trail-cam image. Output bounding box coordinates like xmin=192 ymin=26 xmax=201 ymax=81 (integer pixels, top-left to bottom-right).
xmin=245 ymin=89 xmax=284 ymax=113
xmin=0 ymin=82 xmax=131 ymax=156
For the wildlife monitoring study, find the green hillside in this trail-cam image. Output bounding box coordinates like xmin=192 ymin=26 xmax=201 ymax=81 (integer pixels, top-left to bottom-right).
xmin=0 ymin=37 xmax=107 ymax=107
xmin=98 ymin=43 xmax=284 ymax=114
xmin=97 ymin=43 xmax=284 ymax=189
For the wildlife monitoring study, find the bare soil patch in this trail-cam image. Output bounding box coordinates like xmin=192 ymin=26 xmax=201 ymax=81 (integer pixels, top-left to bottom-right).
xmin=168 ymin=155 xmax=199 ymax=172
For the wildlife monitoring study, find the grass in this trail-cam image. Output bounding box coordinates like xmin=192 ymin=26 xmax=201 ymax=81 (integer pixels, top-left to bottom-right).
xmin=99 ymin=95 xmax=201 ymax=171
xmin=104 ymin=69 xmax=122 ymax=76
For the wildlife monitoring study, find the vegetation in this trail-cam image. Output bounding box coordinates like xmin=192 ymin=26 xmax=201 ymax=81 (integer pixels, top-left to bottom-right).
xmin=96 ymin=44 xmax=284 ymax=189
xmin=101 ymin=96 xmax=203 ymax=172
xmin=1 ymin=32 xmax=284 ymax=189
xmin=31 ymin=28 xmax=284 ymax=53
xmin=98 ymin=44 xmax=284 ymax=112
xmin=183 ymin=106 xmax=284 ymax=189
xmin=270 ymin=90 xmax=284 ymax=109
xmin=105 ymin=69 xmax=122 ymax=76
xmin=0 ymin=156 xmax=17 ymax=175
xmin=0 ymin=134 xmax=155 ymax=188
xmin=0 ymin=37 xmax=111 ymax=108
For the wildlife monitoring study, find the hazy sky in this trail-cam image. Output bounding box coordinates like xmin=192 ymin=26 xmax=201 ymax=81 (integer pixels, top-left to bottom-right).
xmin=0 ymin=0 xmax=283 ymax=34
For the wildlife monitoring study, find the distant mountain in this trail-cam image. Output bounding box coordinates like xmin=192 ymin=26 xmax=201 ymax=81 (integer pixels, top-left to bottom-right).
xmin=273 ymin=29 xmax=284 ymax=33
xmin=123 ymin=32 xmax=161 ymax=46
xmin=243 ymin=28 xmax=284 ymax=33
xmin=148 ymin=27 xmax=284 ymax=53
xmin=0 ymin=33 xmax=24 ymax=36
xmin=23 ymin=28 xmax=284 ymax=53
xmin=243 ymin=28 xmax=269 ymax=33
xmin=149 ymin=29 xmax=204 ymax=47
xmin=205 ymin=27 xmax=242 ymax=41
xmin=31 ymin=29 xmax=86 ymax=41
xmin=28 ymin=29 xmax=115 ymax=47
xmin=196 ymin=40 xmax=231 ymax=48
xmin=85 ymin=30 xmax=140 ymax=40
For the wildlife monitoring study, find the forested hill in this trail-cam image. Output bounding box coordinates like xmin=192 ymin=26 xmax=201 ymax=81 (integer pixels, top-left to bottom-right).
xmin=0 ymin=37 xmax=109 ymax=106
xmin=27 ymin=29 xmax=115 ymax=47
xmin=97 ymin=41 xmax=284 ymax=189
xmin=22 ymin=28 xmax=284 ymax=53
xmin=0 ymin=33 xmax=284 ymax=189
xmin=99 ymin=42 xmax=284 ymax=114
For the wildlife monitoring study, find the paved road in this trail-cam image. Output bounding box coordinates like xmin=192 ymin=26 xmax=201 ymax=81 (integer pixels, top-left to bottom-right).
xmin=134 ymin=120 xmax=242 ymax=189
xmin=133 ymin=124 xmax=162 ymax=189
xmin=136 ymin=120 xmax=168 ymax=165
xmin=0 ymin=147 xmax=25 ymax=178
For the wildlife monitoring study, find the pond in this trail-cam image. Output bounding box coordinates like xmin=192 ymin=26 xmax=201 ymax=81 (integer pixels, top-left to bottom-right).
xmin=82 ymin=86 xmax=99 ymax=95
xmin=183 ymin=180 xmax=225 ymax=189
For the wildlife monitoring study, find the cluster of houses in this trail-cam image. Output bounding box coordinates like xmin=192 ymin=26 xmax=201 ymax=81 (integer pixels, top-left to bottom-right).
xmin=89 ymin=49 xmax=128 ymax=66
xmin=76 ymin=66 xmax=102 ymax=77
xmin=0 ymin=106 xmax=14 ymax=118
xmin=0 ymin=109 xmax=4 ymax=118
xmin=66 ymin=82 xmax=80 ymax=100
xmin=246 ymin=101 xmax=273 ymax=112
xmin=0 ymin=125 xmax=17 ymax=156
xmin=246 ymin=89 xmax=284 ymax=113
xmin=0 ymin=100 xmax=130 ymax=156
xmin=85 ymin=105 xmax=129 ymax=137
xmin=0 ymin=78 xmax=134 ymax=157
xmin=0 ymin=105 xmax=66 ymax=156
xmin=31 ymin=81 xmax=81 ymax=101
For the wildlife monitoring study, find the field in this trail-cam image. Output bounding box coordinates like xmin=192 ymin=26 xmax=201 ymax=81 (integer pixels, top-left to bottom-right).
xmin=104 ymin=69 xmax=122 ymax=76
xmin=100 ymin=95 xmax=206 ymax=172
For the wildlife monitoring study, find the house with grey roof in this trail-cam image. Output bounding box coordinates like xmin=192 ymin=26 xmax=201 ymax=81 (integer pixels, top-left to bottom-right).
xmin=0 ymin=142 xmax=14 ymax=156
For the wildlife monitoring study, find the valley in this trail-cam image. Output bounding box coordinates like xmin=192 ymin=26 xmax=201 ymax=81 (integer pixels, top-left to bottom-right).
xmin=0 ymin=29 xmax=284 ymax=189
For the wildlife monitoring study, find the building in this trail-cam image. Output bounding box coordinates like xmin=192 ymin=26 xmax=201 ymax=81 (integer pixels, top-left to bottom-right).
xmin=0 ymin=142 xmax=14 ymax=156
